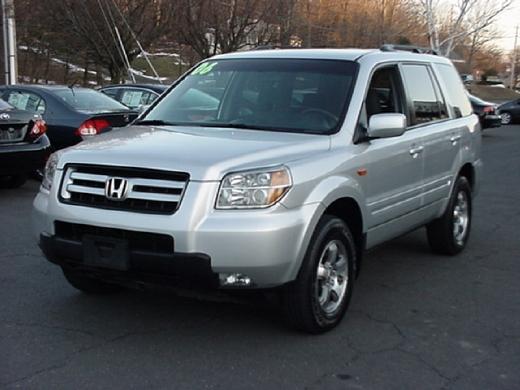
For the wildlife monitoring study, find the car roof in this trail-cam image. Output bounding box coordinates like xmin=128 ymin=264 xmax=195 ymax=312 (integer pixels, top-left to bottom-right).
xmin=0 ymin=84 xmax=97 ymax=93
xmin=211 ymin=48 xmax=452 ymax=65
xmin=100 ymin=84 xmax=168 ymax=93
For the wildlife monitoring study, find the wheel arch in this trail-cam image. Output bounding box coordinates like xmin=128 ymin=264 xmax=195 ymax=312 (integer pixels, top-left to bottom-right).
xmin=458 ymin=163 xmax=475 ymax=191
xmin=322 ymin=197 xmax=365 ymax=277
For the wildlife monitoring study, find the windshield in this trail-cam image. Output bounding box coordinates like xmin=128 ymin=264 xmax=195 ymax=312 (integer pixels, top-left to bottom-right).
xmin=54 ymin=88 xmax=130 ymax=113
xmin=0 ymin=99 xmax=13 ymax=110
xmin=143 ymin=59 xmax=357 ymax=134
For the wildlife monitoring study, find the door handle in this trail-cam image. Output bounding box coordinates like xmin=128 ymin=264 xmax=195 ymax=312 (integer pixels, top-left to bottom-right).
xmin=449 ymin=135 xmax=461 ymax=144
xmin=409 ymin=146 xmax=424 ymax=158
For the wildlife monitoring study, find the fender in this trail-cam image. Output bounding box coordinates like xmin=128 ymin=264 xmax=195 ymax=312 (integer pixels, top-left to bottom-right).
xmin=283 ymin=174 xmax=367 ymax=281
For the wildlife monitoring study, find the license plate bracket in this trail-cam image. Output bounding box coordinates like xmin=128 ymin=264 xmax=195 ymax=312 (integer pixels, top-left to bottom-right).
xmin=82 ymin=235 xmax=129 ymax=271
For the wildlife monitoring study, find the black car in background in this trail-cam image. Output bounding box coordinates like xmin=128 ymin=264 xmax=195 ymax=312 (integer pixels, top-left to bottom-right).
xmin=99 ymin=84 xmax=168 ymax=110
xmin=0 ymin=99 xmax=51 ymax=188
xmin=0 ymin=85 xmax=138 ymax=150
xmin=468 ymin=93 xmax=501 ymax=129
xmin=497 ymin=98 xmax=520 ymax=125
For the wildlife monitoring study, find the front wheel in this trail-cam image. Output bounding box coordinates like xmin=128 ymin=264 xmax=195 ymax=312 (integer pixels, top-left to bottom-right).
xmin=500 ymin=112 xmax=512 ymax=125
xmin=282 ymin=215 xmax=356 ymax=334
xmin=426 ymin=176 xmax=472 ymax=255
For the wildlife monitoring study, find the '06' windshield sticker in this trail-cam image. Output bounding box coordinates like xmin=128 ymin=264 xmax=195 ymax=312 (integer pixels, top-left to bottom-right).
xmin=192 ymin=62 xmax=218 ymax=76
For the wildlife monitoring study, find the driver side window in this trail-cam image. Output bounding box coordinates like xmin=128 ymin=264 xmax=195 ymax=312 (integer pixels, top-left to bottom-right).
xmin=362 ymin=66 xmax=405 ymax=127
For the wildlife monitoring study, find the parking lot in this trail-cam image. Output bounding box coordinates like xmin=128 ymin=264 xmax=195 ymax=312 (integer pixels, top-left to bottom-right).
xmin=1 ymin=125 xmax=519 ymax=390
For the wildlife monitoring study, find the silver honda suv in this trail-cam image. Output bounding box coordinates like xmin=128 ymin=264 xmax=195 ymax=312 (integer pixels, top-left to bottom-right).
xmin=33 ymin=47 xmax=482 ymax=333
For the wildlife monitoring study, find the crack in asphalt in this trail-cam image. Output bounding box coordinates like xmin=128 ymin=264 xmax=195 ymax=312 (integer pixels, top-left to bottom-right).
xmin=1 ymin=312 xmax=222 ymax=388
xmin=3 ymin=321 xmax=98 ymax=338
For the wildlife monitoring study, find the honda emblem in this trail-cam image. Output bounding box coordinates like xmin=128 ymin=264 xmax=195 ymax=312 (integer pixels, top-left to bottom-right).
xmin=105 ymin=177 xmax=129 ymax=201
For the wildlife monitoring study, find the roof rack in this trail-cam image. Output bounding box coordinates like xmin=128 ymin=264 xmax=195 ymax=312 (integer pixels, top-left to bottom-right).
xmin=249 ymin=44 xmax=302 ymax=51
xmin=380 ymin=44 xmax=439 ymax=56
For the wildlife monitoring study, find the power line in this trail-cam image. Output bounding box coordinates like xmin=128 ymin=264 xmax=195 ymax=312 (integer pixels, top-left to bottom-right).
xmin=108 ymin=0 xmax=163 ymax=83
xmin=95 ymin=0 xmax=134 ymax=82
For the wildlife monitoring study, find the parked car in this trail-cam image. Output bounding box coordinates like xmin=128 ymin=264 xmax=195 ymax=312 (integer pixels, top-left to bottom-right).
xmin=467 ymin=93 xmax=501 ymax=129
xmin=34 ymin=47 xmax=481 ymax=333
xmin=497 ymin=98 xmax=520 ymax=125
xmin=0 ymin=85 xmax=138 ymax=150
xmin=0 ymin=98 xmax=51 ymax=188
xmin=99 ymin=84 xmax=168 ymax=110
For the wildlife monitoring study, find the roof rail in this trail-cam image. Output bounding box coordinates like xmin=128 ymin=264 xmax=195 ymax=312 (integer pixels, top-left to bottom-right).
xmin=380 ymin=44 xmax=439 ymax=56
xmin=249 ymin=44 xmax=301 ymax=51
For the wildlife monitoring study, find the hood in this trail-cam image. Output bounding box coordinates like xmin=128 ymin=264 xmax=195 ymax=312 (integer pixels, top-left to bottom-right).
xmin=58 ymin=125 xmax=330 ymax=181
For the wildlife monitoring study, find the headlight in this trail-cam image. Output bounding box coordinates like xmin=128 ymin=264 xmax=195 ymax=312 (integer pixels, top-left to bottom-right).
xmin=216 ymin=166 xmax=292 ymax=209
xmin=41 ymin=152 xmax=61 ymax=191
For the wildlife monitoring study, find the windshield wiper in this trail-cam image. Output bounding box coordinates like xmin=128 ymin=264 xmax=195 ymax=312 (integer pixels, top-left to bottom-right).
xmin=201 ymin=122 xmax=281 ymax=131
xmin=133 ymin=119 xmax=177 ymax=126
xmin=201 ymin=122 xmax=319 ymax=133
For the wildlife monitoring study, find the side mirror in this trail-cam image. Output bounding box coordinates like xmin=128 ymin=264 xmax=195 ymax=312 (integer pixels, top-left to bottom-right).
xmin=367 ymin=113 xmax=407 ymax=139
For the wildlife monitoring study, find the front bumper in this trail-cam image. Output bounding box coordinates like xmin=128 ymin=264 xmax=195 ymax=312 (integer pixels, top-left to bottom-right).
xmin=33 ymin=180 xmax=323 ymax=288
xmin=0 ymin=135 xmax=51 ymax=175
xmin=482 ymin=114 xmax=502 ymax=129
xmin=39 ymin=233 xmax=217 ymax=288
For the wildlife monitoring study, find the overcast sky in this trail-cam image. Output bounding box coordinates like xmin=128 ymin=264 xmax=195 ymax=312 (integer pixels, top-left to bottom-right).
xmin=492 ymin=0 xmax=519 ymax=52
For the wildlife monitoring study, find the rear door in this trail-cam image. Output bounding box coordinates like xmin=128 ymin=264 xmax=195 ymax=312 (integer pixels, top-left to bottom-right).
xmin=399 ymin=63 xmax=456 ymax=206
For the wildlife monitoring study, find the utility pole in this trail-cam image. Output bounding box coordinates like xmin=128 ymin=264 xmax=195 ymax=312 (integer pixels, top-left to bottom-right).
xmin=510 ymin=25 xmax=518 ymax=90
xmin=1 ymin=0 xmax=18 ymax=85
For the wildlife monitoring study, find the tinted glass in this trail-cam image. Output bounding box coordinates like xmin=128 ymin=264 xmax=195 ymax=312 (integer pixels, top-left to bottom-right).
xmin=7 ymin=91 xmax=46 ymax=114
xmin=401 ymin=64 xmax=447 ymax=125
xmin=0 ymin=99 xmax=12 ymax=110
xmin=436 ymin=64 xmax=472 ymax=118
xmin=120 ymin=89 xmax=156 ymax=109
xmin=101 ymin=88 xmax=119 ymax=99
xmin=366 ymin=67 xmax=403 ymax=118
xmin=144 ymin=59 xmax=357 ymax=134
xmin=54 ymin=88 xmax=129 ymax=113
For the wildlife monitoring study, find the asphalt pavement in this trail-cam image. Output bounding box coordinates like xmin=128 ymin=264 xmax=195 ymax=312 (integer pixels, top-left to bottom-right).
xmin=1 ymin=125 xmax=520 ymax=390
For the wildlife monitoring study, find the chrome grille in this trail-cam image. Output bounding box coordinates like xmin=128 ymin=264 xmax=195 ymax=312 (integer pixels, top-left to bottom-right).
xmin=59 ymin=165 xmax=189 ymax=214
xmin=0 ymin=124 xmax=27 ymax=143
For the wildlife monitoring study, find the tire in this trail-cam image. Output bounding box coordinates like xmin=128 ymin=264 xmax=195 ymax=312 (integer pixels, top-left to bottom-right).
xmin=282 ymin=215 xmax=356 ymax=334
xmin=500 ymin=112 xmax=512 ymax=125
xmin=0 ymin=174 xmax=27 ymax=189
xmin=62 ymin=268 xmax=122 ymax=294
xmin=426 ymin=176 xmax=472 ymax=255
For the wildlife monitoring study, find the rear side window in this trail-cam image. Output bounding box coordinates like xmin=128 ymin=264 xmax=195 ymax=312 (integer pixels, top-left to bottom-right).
xmin=120 ymin=89 xmax=156 ymax=109
xmin=401 ymin=64 xmax=448 ymax=125
xmin=102 ymin=88 xmax=119 ymax=99
xmin=7 ymin=91 xmax=46 ymax=114
xmin=435 ymin=64 xmax=473 ymax=118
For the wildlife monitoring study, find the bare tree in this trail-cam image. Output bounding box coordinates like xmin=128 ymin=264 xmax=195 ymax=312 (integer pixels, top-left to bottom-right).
xmin=171 ymin=0 xmax=279 ymax=60
xmin=418 ymin=0 xmax=512 ymax=56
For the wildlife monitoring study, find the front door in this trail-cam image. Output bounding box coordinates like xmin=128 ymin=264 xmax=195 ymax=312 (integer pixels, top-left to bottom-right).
xmin=357 ymin=66 xmax=424 ymax=239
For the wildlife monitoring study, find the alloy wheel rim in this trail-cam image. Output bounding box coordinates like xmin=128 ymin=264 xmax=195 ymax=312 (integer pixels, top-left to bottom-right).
xmin=315 ymin=240 xmax=349 ymax=315
xmin=453 ymin=191 xmax=469 ymax=244
xmin=501 ymin=113 xmax=511 ymax=125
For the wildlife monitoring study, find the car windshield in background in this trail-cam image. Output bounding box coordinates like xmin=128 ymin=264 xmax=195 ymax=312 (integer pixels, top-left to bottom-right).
xmin=143 ymin=59 xmax=358 ymax=134
xmin=0 ymin=99 xmax=13 ymax=110
xmin=54 ymin=88 xmax=130 ymax=113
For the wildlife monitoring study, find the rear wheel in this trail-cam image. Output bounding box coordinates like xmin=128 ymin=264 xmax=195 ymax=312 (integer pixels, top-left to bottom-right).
xmin=426 ymin=176 xmax=472 ymax=255
xmin=0 ymin=174 xmax=27 ymax=189
xmin=62 ymin=268 xmax=123 ymax=294
xmin=282 ymin=215 xmax=356 ymax=333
